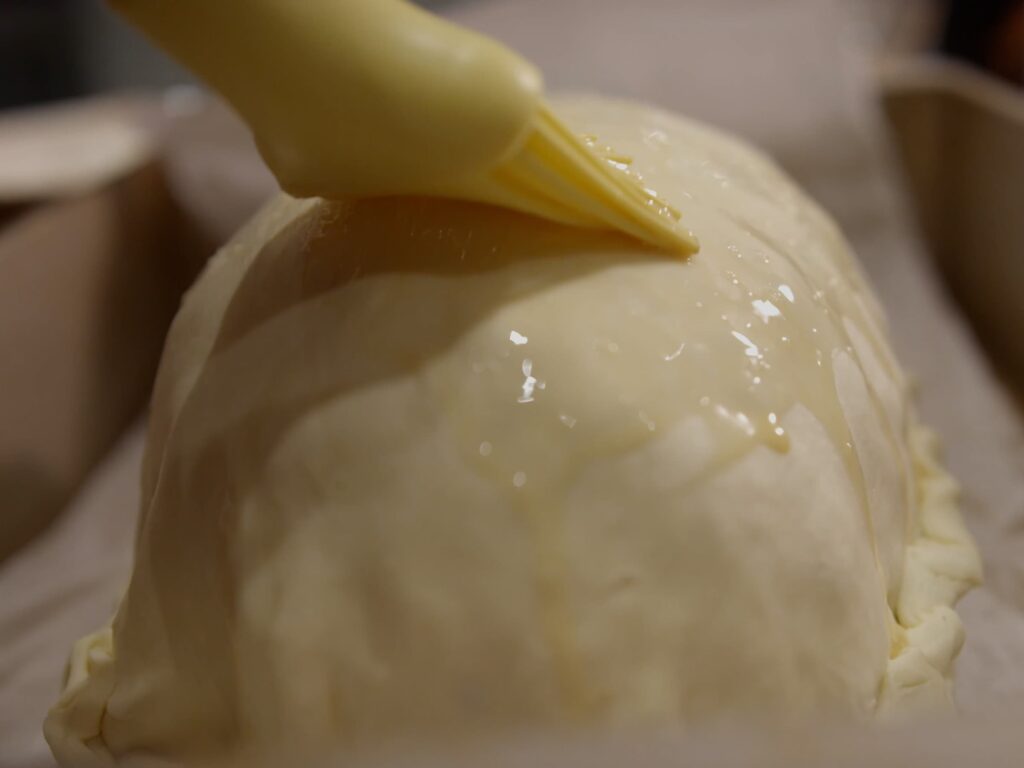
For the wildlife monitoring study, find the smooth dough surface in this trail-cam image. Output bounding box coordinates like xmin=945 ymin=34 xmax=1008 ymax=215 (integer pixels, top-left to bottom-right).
xmin=46 ymin=98 xmax=981 ymax=766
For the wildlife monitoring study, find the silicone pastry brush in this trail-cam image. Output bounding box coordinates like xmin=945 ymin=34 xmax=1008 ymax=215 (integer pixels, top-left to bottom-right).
xmin=111 ymin=0 xmax=699 ymax=254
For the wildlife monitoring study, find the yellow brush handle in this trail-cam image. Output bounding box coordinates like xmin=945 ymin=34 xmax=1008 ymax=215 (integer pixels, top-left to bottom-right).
xmin=111 ymin=0 xmax=542 ymax=196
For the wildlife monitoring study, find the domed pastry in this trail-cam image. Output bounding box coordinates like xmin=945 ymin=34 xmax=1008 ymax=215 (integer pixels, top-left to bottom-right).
xmin=46 ymin=98 xmax=980 ymax=766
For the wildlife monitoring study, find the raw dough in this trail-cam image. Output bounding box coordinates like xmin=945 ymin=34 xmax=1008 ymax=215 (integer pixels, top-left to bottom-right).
xmin=45 ymin=98 xmax=980 ymax=765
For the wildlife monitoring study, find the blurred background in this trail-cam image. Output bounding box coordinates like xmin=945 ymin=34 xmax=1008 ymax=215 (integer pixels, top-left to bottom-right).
xmin=0 ymin=0 xmax=463 ymax=107
xmin=1 ymin=0 xmax=1022 ymax=109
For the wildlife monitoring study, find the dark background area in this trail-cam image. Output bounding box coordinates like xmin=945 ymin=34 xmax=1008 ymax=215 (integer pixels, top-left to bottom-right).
xmin=0 ymin=0 xmax=1022 ymax=111
xmin=0 ymin=0 xmax=464 ymax=109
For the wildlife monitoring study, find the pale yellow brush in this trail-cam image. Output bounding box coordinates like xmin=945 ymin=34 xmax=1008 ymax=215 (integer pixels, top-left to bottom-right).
xmin=111 ymin=0 xmax=698 ymax=255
